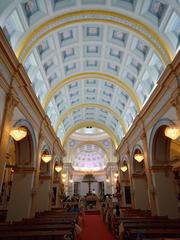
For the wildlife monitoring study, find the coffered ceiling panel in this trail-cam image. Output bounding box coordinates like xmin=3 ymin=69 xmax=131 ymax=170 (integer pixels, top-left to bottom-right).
xmin=0 ymin=0 xmax=179 ymax=147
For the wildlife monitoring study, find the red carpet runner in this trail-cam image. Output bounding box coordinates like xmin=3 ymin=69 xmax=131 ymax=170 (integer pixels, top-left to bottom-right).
xmin=80 ymin=214 xmax=114 ymax=240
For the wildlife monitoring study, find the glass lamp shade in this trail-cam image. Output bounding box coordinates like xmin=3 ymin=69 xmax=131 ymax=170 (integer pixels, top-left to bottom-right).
xmin=69 ymin=179 xmax=73 ymax=183
xmin=106 ymin=178 xmax=110 ymax=183
xmin=55 ymin=165 xmax=62 ymax=172
xmin=114 ymin=172 xmax=118 ymax=178
xmin=121 ymin=165 xmax=128 ymax=172
xmin=62 ymin=178 xmax=66 ymax=183
xmin=42 ymin=154 xmax=52 ymax=163
xmin=62 ymin=173 xmax=67 ymax=178
xmin=10 ymin=127 xmax=27 ymax=141
xmin=164 ymin=126 xmax=180 ymax=140
xmin=114 ymin=177 xmax=117 ymax=182
xmin=134 ymin=153 xmax=144 ymax=162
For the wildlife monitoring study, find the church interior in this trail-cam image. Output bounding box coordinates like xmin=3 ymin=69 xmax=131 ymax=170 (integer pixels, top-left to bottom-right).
xmin=0 ymin=0 xmax=180 ymax=239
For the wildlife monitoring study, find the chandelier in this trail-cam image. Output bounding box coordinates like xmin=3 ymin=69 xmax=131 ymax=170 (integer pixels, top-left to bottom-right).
xmin=10 ymin=127 xmax=27 ymax=141
xmin=164 ymin=125 xmax=180 ymax=140
xmin=62 ymin=173 xmax=67 ymax=178
xmin=55 ymin=165 xmax=62 ymax=172
xmin=42 ymin=150 xmax=52 ymax=163
xmin=106 ymin=178 xmax=110 ymax=183
xmin=120 ymin=161 xmax=128 ymax=172
xmin=114 ymin=172 xmax=118 ymax=178
xmin=134 ymin=149 xmax=144 ymax=163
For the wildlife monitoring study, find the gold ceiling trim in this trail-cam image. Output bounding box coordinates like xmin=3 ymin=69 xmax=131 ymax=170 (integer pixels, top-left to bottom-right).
xmin=62 ymin=121 xmax=119 ymax=148
xmin=55 ymin=103 xmax=127 ymax=134
xmin=72 ymin=141 xmax=110 ymax=158
xmin=43 ymin=72 xmax=141 ymax=112
xmin=17 ymin=10 xmax=172 ymax=64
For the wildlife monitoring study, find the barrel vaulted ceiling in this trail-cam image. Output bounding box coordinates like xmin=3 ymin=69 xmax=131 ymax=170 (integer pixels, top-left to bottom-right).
xmin=0 ymin=0 xmax=180 ymax=148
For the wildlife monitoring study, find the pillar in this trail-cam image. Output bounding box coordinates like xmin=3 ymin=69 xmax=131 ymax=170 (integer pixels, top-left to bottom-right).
xmin=151 ymin=165 xmax=179 ymax=218
xmin=126 ymin=146 xmax=135 ymax=208
xmin=37 ymin=176 xmax=51 ymax=212
xmin=6 ymin=167 xmax=34 ymax=221
xmin=141 ymin=130 xmax=157 ymax=215
xmin=0 ymin=93 xmax=18 ymax=191
xmin=29 ymin=131 xmax=44 ymax=217
xmin=132 ymin=174 xmax=150 ymax=210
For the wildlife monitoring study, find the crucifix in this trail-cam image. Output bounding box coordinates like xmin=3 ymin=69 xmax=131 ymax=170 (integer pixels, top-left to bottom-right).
xmin=83 ymin=174 xmax=96 ymax=194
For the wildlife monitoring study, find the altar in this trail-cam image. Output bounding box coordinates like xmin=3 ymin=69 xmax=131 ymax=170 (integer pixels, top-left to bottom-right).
xmin=86 ymin=194 xmax=98 ymax=209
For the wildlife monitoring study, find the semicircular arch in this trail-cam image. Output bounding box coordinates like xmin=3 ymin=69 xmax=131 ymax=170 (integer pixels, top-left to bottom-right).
xmin=43 ymin=72 xmax=142 ymax=112
xmin=61 ymin=121 xmax=119 ymax=148
xmin=17 ymin=10 xmax=172 ymax=64
xmin=55 ymin=103 xmax=127 ymax=134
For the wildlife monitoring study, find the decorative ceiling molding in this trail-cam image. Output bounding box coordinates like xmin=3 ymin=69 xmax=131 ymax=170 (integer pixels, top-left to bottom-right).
xmin=55 ymin=103 xmax=127 ymax=134
xmin=16 ymin=10 xmax=172 ymax=64
xmin=62 ymin=121 xmax=119 ymax=148
xmin=43 ymin=72 xmax=142 ymax=112
xmin=71 ymin=141 xmax=110 ymax=159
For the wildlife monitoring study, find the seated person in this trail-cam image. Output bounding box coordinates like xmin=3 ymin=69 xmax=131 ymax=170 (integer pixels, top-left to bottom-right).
xmin=70 ymin=204 xmax=80 ymax=213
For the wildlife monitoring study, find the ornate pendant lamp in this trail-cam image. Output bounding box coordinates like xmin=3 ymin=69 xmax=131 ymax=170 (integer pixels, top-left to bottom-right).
xmin=106 ymin=178 xmax=110 ymax=183
xmin=62 ymin=173 xmax=67 ymax=178
xmin=164 ymin=125 xmax=180 ymax=140
xmin=134 ymin=149 xmax=144 ymax=163
xmin=120 ymin=161 xmax=128 ymax=172
xmin=42 ymin=150 xmax=52 ymax=163
xmin=55 ymin=165 xmax=62 ymax=172
xmin=114 ymin=172 xmax=118 ymax=178
xmin=10 ymin=127 xmax=27 ymax=141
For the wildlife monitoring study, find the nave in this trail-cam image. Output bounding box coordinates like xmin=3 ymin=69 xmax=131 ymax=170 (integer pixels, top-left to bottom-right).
xmin=0 ymin=0 xmax=180 ymax=239
xmin=0 ymin=202 xmax=180 ymax=240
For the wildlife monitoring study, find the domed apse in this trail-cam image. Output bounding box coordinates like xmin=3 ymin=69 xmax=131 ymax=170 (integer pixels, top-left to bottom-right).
xmin=72 ymin=144 xmax=108 ymax=172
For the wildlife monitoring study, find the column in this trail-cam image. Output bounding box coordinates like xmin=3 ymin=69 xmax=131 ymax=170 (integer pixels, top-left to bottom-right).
xmin=0 ymin=93 xmax=18 ymax=191
xmin=151 ymin=165 xmax=179 ymax=218
xmin=131 ymin=174 xmax=150 ymax=210
xmin=37 ymin=176 xmax=51 ymax=212
xmin=6 ymin=167 xmax=34 ymax=221
xmin=141 ymin=130 xmax=157 ymax=215
xmin=29 ymin=131 xmax=44 ymax=217
xmin=126 ymin=146 xmax=135 ymax=208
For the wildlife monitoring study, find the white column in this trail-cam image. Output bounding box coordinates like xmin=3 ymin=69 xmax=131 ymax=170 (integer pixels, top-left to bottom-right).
xmin=132 ymin=174 xmax=150 ymax=210
xmin=151 ymin=166 xmax=179 ymax=218
xmin=7 ymin=167 xmax=34 ymax=221
xmin=37 ymin=176 xmax=51 ymax=212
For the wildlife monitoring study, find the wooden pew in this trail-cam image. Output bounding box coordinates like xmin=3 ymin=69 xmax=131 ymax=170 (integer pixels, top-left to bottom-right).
xmin=127 ymin=228 xmax=180 ymax=239
xmin=0 ymin=210 xmax=78 ymax=240
xmin=0 ymin=229 xmax=72 ymax=240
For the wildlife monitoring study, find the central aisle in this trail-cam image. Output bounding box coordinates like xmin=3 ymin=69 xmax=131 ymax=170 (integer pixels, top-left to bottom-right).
xmin=80 ymin=214 xmax=114 ymax=240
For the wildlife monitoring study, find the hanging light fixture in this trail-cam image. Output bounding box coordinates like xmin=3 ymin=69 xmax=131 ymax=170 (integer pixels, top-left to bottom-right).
xmin=69 ymin=179 xmax=73 ymax=183
xmin=121 ymin=161 xmax=128 ymax=172
xmin=10 ymin=127 xmax=27 ymax=141
xmin=62 ymin=178 xmax=66 ymax=183
xmin=42 ymin=150 xmax=52 ymax=163
xmin=114 ymin=172 xmax=118 ymax=178
xmin=62 ymin=173 xmax=67 ymax=178
xmin=134 ymin=149 xmax=144 ymax=163
xmin=106 ymin=178 xmax=110 ymax=183
xmin=55 ymin=165 xmax=62 ymax=172
xmin=164 ymin=125 xmax=180 ymax=140
xmin=114 ymin=177 xmax=117 ymax=182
